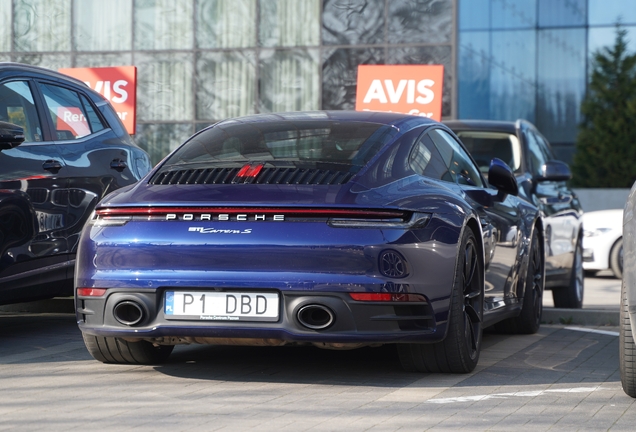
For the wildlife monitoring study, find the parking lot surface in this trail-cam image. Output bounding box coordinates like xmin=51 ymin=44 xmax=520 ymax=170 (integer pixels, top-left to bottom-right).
xmin=1 ymin=296 xmax=633 ymax=431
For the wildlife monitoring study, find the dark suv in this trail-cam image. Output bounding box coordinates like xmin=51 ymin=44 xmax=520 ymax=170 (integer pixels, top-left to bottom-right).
xmin=445 ymin=119 xmax=584 ymax=308
xmin=0 ymin=63 xmax=151 ymax=305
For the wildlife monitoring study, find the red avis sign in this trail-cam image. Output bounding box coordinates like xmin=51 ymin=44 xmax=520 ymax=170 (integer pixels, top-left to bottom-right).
xmin=59 ymin=66 xmax=137 ymax=134
xmin=355 ymin=65 xmax=444 ymax=121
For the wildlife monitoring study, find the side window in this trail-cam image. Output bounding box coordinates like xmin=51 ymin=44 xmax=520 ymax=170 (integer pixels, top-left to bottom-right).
xmin=525 ymin=131 xmax=550 ymax=176
xmin=409 ymin=132 xmax=455 ymax=183
xmin=38 ymin=83 xmax=105 ymax=140
xmin=0 ymin=81 xmax=43 ymax=142
xmin=428 ymin=129 xmax=484 ymax=187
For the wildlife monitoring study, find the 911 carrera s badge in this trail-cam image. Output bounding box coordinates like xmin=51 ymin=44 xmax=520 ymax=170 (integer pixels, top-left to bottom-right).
xmin=189 ymin=227 xmax=252 ymax=234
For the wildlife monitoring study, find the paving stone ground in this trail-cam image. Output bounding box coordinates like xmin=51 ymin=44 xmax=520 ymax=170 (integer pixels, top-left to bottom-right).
xmin=0 ymin=311 xmax=632 ymax=431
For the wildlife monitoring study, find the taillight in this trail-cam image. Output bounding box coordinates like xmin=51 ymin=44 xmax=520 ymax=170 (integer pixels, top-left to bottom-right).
xmin=77 ymin=288 xmax=107 ymax=297
xmin=349 ymin=293 xmax=426 ymax=302
xmin=328 ymin=212 xmax=430 ymax=229
xmin=88 ymin=210 xmax=131 ymax=227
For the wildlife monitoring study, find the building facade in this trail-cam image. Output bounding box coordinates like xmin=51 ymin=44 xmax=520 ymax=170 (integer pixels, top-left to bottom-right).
xmin=0 ymin=0 xmax=634 ymax=164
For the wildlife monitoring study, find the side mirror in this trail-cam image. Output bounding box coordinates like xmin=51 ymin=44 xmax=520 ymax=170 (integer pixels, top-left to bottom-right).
xmin=488 ymin=158 xmax=518 ymax=196
xmin=538 ymin=160 xmax=571 ymax=182
xmin=0 ymin=121 xmax=26 ymax=150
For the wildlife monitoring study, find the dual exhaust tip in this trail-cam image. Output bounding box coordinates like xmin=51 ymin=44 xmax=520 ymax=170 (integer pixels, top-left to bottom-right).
xmin=114 ymin=300 xmax=335 ymax=331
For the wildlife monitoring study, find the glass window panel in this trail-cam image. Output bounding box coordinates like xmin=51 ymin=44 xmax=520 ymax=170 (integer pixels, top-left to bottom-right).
xmin=196 ymin=0 xmax=256 ymax=48
xmin=387 ymin=46 xmax=453 ymax=118
xmin=322 ymin=47 xmax=384 ymax=110
xmin=458 ymin=31 xmax=491 ymax=119
xmin=458 ymin=0 xmax=490 ymax=31
xmin=492 ymin=0 xmax=536 ymax=29
xmin=0 ymin=81 xmax=43 ymax=142
xmin=322 ymin=0 xmax=385 ymax=45
xmin=75 ymin=53 xmax=134 ymax=67
xmin=588 ymin=26 xmax=636 ymax=55
xmin=14 ymin=0 xmax=71 ymax=52
xmin=589 ymin=0 xmax=636 ymax=26
xmin=39 ymin=83 xmax=99 ymax=140
xmin=538 ymin=0 xmax=586 ymax=28
xmin=196 ymin=50 xmax=256 ymax=120
xmin=134 ymin=123 xmax=193 ymax=165
xmin=537 ymin=28 xmax=586 ymax=144
xmin=388 ymin=0 xmax=452 ymax=44
xmin=135 ymin=0 xmax=193 ymax=50
xmin=489 ymin=30 xmax=536 ymax=121
xmin=259 ymin=48 xmax=320 ymax=113
xmin=13 ymin=53 xmax=71 ymax=70
xmin=0 ymin=0 xmax=10 ymax=52
xmin=259 ymin=0 xmax=320 ymax=47
xmin=74 ymin=0 xmax=131 ymax=51
xmin=136 ymin=52 xmax=194 ymax=121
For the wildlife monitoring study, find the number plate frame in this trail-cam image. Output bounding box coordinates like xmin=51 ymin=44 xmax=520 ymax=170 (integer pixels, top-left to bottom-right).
xmin=164 ymin=291 xmax=280 ymax=322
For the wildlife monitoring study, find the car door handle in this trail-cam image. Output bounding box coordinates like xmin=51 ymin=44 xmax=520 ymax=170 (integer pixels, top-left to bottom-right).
xmin=42 ymin=159 xmax=62 ymax=172
xmin=110 ymin=159 xmax=127 ymax=172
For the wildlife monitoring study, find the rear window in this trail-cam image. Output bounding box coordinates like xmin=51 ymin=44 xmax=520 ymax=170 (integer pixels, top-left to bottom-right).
xmin=455 ymin=131 xmax=521 ymax=173
xmin=164 ymin=120 xmax=397 ymax=169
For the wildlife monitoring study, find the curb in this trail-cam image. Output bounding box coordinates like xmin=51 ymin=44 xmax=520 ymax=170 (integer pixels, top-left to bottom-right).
xmin=542 ymin=307 xmax=619 ymax=327
xmin=0 ymin=297 xmax=75 ymax=314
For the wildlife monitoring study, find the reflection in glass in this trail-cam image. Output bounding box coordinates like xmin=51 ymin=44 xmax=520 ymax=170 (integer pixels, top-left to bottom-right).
xmin=458 ymin=0 xmax=489 ymax=31
xmin=538 ymin=0 xmax=585 ymax=27
xmin=388 ymin=0 xmax=452 ymax=44
xmin=491 ymin=0 xmax=536 ymax=29
xmin=136 ymin=52 xmax=194 ymax=121
xmin=0 ymin=0 xmax=10 ymax=52
xmin=75 ymin=53 xmax=134 ymax=68
xmin=259 ymin=49 xmax=319 ymax=112
xmin=196 ymin=51 xmax=256 ymax=120
xmin=322 ymin=47 xmax=384 ymax=110
xmin=387 ymin=46 xmax=453 ymax=117
xmin=322 ymin=0 xmax=385 ymax=45
xmin=135 ymin=0 xmax=193 ymax=50
xmin=74 ymin=0 xmax=131 ymax=51
xmin=588 ymin=0 xmax=636 ymax=26
xmin=13 ymin=54 xmax=72 ymax=71
xmin=537 ymin=29 xmax=585 ymax=143
xmin=196 ymin=0 xmax=256 ymax=48
xmin=14 ymin=0 xmax=71 ymax=52
xmin=458 ymin=31 xmax=490 ymax=118
xmin=134 ymin=123 xmax=193 ymax=165
xmin=259 ymin=0 xmax=320 ymax=47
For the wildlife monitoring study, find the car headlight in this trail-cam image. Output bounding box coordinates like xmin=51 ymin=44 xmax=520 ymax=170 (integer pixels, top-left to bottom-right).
xmin=584 ymin=227 xmax=612 ymax=237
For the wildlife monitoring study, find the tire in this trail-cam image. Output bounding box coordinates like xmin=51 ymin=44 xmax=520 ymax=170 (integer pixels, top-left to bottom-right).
xmin=82 ymin=333 xmax=174 ymax=364
xmin=397 ymin=228 xmax=483 ymax=373
xmin=552 ymin=237 xmax=584 ymax=309
xmin=620 ymin=279 xmax=636 ymax=397
xmin=494 ymin=229 xmax=544 ymax=334
xmin=611 ymin=238 xmax=624 ymax=279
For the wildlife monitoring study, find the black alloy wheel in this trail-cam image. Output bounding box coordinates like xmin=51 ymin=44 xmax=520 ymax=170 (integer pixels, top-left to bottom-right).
xmin=397 ymin=228 xmax=483 ymax=373
xmin=552 ymin=237 xmax=584 ymax=308
xmin=620 ymin=279 xmax=636 ymax=397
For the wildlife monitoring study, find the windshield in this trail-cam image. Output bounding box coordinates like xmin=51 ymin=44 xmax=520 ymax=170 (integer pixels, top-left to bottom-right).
xmin=164 ymin=120 xmax=398 ymax=169
xmin=455 ymin=131 xmax=521 ymax=173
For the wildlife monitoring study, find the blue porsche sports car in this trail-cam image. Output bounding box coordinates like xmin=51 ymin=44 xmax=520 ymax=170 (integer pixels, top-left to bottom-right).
xmin=75 ymin=111 xmax=545 ymax=373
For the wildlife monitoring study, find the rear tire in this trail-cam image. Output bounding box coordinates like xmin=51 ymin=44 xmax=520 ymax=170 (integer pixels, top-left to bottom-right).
xmin=611 ymin=238 xmax=623 ymax=279
xmin=552 ymin=237 xmax=584 ymax=309
xmin=397 ymin=228 xmax=483 ymax=373
xmin=620 ymin=279 xmax=636 ymax=397
xmin=494 ymin=229 xmax=544 ymax=334
xmin=82 ymin=333 xmax=174 ymax=364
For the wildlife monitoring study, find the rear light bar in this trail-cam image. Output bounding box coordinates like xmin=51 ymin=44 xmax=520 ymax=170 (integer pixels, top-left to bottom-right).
xmin=349 ymin=293 xmax=426 ymax=302
xmin=77 ymin=288 xmax=107 ymax=297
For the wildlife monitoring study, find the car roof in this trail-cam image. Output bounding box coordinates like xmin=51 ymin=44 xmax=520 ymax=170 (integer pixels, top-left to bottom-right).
xmin=0 ymin=62 xmax=88 ymax=88
xmin=216 ymin=110 xmax=440 ymax=129
xmin=444 ymin=119 xmax=520 ymax=134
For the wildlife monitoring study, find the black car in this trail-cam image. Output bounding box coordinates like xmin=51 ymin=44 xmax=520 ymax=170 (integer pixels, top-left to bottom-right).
xmin=445 ymin=119 xmax=584 ymax=308
xmin=0 ymin=63 xmax=151 ymax=305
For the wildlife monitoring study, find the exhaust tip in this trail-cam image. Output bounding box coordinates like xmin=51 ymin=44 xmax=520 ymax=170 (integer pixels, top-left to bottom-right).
xmin=113 ymin=301 xmax=145 ymax=326
xmin=297 ymin=304 xmax=335 ymax=330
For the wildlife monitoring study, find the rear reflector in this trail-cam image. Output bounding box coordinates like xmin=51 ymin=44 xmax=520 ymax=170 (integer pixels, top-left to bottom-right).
xmin=349 ymin=293 xmax=426 ymax=302
xmin=77 ymin=288 xmax=107 ymax=297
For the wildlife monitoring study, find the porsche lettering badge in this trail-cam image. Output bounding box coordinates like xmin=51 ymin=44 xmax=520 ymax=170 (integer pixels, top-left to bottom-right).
xmin=166 ymin=213 xmax=284 ymax=221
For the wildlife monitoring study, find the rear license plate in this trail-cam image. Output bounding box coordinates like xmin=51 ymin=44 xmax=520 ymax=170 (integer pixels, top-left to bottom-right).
xmin=164 ymin=291 xmax=279 ymax=322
